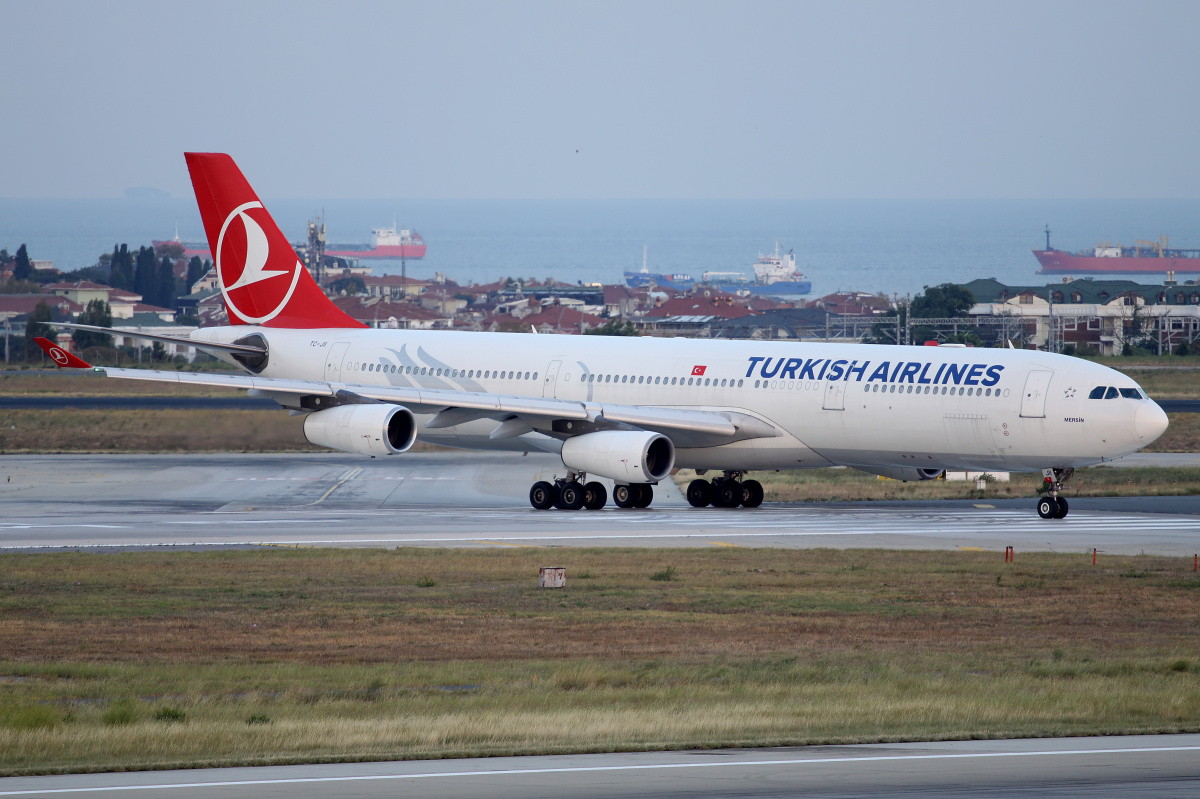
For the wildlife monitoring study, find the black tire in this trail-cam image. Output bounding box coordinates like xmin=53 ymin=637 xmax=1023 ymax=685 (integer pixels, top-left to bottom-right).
xmin=633 ymin=484 xmax=653 ymax=508
xmin=1037 ymin=496 xmax=1059 ymax=519
xmin=557 ymin=481 xmax=585 ymax=510
xmin=613 ymin=484 xmax=636 ymax=509
xmin=714 ymin=481 xmax=741 ymax=508
xmin=741 ymin=479 xmax=764 ymax=508
xmin=583 ymin=481 xmax=607 ymax=510
xmin=530 ymin=481 xmax=557 ymax=510
xmin=686 ymin=479 xmax=711 ymax=507
xmin=1054 ymin=496 xmax=1069 ymax=519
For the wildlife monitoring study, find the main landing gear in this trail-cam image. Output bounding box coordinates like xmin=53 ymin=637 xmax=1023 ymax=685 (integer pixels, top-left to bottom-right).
xmin=529 ymin=472 xmax=651 ymax=510
xmin=1036 ymin=467 xmax=1073 ymax=519
xmin=686 ymin=471 xmax=764 ymax=509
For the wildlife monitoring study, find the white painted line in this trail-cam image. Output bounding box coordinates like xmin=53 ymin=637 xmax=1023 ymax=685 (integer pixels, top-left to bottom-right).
xmin=1 ymin=745 xmax=1198 ymax=795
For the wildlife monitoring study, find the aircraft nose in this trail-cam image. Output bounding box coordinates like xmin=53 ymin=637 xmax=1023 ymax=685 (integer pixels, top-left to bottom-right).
xmin=1135 ymin=401 xmax=1169 ymax=443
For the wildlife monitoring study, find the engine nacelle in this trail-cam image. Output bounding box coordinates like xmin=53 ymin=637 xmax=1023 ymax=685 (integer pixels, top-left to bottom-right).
xmin=303 ymin=404 xmax=417 ymax=456
xmin=560 ymin=430 xmax=675 ymax=483
xmin=854 ymin=466 xmax=944 ymax=482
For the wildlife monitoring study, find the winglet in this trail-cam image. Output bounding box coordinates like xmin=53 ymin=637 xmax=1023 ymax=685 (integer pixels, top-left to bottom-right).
xmin=34 ymin=337 xmax=92 ymax=368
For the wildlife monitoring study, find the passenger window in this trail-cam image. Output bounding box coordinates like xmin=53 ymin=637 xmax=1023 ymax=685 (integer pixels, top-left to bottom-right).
xmin=1088 ymin=386 xmax=1106 ymax=399
xmin=1105 ymin=387 xmax=1119 ymax=399
xmin=533 ymin=373 xmax=538 ymax=380
xmin=1119 ymin=388 xmax=1142 ymax=399
xmin=738 ymin=380 xmax=743 ymax=387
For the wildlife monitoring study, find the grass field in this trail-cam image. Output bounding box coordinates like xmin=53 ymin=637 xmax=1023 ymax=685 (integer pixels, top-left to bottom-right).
xmin=0 ymin=547 xmax=1198 ymax=774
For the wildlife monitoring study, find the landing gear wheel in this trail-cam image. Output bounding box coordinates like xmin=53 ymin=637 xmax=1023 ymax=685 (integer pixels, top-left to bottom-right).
xmin=583 ymin=481 xmax=607 ymax=510
xmin=686 ymin=479 xmax=712 ymax=507
xmin=613 ymin=484 xmax=636 ymax=509
xmin=713 ymin=480 xmax=741 ymax=508
xmin=1037 ymin=496 xmax=1059 ymax=520
xmin=633 ymin=484 xmax=653 ymax=508
xmin=740 ymin=479 xmax=764 ymax=508
xmin=1053 ymin=496 xmax=1069 ymax=519
xmin=556 ymin=481 xmax=585 ymax=510
xmin=530 ymin=481 xmax=557 ymax=510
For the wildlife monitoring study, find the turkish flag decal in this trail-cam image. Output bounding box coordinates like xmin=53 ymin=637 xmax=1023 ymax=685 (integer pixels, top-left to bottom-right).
xmin=691 ymin=365 xmax=707 ymax=376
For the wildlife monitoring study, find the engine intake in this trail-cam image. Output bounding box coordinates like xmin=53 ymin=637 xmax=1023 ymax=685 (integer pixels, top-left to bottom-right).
xmin=303 ymin=403 xmax=417 ymax=456
xmin=560 ymin=430 xmax=675 ymax=483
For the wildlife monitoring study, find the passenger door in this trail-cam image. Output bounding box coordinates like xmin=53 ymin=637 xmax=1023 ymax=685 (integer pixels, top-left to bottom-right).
xmin=1019 ymin=370 xmax=1053 ymax=418
xmin=543 ymin=359 xmax=563 ymax=398
xmin=324 ymin=341 xmax=350 ymax=383
xmin=822 ymin=378 xmax=846 ymax=411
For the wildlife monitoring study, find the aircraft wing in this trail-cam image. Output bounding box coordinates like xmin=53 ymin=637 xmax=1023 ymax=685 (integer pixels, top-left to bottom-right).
xmin=96 ymin=366 xmax=779 ymax=446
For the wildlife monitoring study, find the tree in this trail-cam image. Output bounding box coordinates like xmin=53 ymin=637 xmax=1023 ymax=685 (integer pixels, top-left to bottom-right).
xmin=186 ymin=256 xmax=206 ymax=292
xmin=134 ymin=246 xmax=157 ymax=303
xmin=0 ymin=249 xmax=10 ymax=266
xmin=110 ymin=244 xmax=133 ymax=290
xmin=72 ymin=299 xmax=113 ymax=349
xmin=329 ymin=275 xmax=366 ymax=295
xmin=157 ymin=256 xmax=177 ymax=309
xmin=13 ymin=244 xmax=32 ymax=281
xmin=909 ymin=284 xmax=974 ymax=319
xmin=23 ymin=300 xmax=56 ymax=360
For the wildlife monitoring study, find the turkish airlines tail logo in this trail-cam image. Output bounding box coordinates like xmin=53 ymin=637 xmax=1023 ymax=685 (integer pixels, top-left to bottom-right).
xmin=185 ymin=153 xmax=363 ymax=329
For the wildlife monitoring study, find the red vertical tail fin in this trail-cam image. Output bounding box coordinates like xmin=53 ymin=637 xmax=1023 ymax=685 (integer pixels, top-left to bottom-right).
xmin=185 ymin=153 xmax=364 ymax=329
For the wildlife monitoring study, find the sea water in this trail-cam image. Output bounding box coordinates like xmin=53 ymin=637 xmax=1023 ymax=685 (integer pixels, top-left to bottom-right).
xmin=2 ymin=198 xmax=1198 ymax=299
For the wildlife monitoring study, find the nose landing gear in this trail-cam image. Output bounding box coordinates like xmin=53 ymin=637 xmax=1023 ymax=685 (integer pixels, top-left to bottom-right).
xmin=1036 ymin=468 xmax=1073 ymax=519
xmin=686 ymin=472 xmax=764 ymax=509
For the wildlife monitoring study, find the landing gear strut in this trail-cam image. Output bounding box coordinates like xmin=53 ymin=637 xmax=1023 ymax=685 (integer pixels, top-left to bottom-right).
xmin=686 ymin=471 xmax=764 ymax=509
xmin=1036 ymin=468 xmax=1073 ymax=519
xmin=528 ymin=472 xmax=639 ymax=510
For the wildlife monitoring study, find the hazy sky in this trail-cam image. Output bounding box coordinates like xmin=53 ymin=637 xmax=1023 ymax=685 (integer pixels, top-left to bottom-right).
xmin=2 ymin=0 xmax=1197 ymax=199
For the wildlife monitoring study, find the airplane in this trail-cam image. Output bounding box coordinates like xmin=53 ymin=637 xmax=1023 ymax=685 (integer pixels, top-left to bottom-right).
xmin=39 ymin=152 xmax=1169 ymax=519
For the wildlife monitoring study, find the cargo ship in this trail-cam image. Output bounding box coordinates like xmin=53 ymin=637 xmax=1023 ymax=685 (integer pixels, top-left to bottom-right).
xmin=325 ymin=224 xmax=426 ymax=260
xmin=1034 ymin=226 xmax=1200 ymax=274
xmin=624 ymin=243 xmax=811 ymax=297
xmin=702 ymin=243 xmax=811 ymax=297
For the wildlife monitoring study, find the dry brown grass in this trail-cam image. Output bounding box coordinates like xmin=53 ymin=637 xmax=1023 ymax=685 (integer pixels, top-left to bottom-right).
xmin=0 ymin=409 xmax=324 ymax=453
xmin=1 ymin=547 xmax=1198 ymax=773
xmin=676 ymin=466 xmax=1200 ymax=503
xmin=0 ymin=372 xmax=242 ymax=397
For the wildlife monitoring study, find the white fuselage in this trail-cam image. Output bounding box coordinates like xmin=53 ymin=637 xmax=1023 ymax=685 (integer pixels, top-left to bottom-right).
xmin=197 ymin=326 xmax=1167 ymax=474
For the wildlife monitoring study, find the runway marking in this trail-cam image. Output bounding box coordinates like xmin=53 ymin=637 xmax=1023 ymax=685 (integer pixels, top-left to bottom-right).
xmin=308 ymin=468 xmax=363 ymax=505
xmin=3 ymin=745 xmax=1198 ymax=795
xmin=709 ymin=541 xmax=745 ymax=547
xmin=973 ymin=504 xmax=995 ymax=508
xmin=957 ymin=546 xmax=986 ymax=551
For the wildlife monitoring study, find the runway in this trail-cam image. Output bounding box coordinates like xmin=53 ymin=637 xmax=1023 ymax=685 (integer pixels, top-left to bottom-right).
xmin=1 ymin=735 xmax=1197 ymax=797
xmin=1 ymin=453 xmax=1198 ymax=555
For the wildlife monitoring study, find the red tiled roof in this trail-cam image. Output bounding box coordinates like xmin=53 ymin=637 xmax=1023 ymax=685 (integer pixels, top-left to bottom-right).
xmin=644 ymin=295 xmax=757 ymax=319
xmin=521 ymin=305 xmax=605 ymax=333
xmin=0 ymin=295 xmax=82 ymax=314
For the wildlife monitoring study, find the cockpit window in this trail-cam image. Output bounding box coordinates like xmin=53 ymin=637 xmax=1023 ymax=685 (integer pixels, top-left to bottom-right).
xmin=1104 ymin=386 xmax=1119 ymax=399
xmin=1119 ymin=388 xmax=1144 ymax=399
xmin=1088 ymin=386 xmax=1106 ymax=399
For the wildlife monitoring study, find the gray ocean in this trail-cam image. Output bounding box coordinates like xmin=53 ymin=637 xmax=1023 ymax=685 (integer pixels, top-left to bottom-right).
xmin=2 ymin=198 xmax=1198 ymax=299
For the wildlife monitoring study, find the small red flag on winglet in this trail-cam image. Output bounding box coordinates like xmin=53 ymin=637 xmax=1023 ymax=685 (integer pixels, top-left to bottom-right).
xmin=33 ymin=337 xmax=92 ymax=369
xmin=691 ymin=365 xmax=707 ymax=376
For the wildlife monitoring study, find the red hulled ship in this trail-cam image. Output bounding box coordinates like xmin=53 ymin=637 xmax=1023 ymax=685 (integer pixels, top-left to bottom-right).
xmin=1034 ymin=226 xmax=1200 ymax=274
xmin=325 ymin=224 xmax=426 ymax=260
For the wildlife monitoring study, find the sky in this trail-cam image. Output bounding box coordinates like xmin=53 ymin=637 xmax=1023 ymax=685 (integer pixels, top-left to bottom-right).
xmin=2 ymin=0 xmax=1198 ymax=200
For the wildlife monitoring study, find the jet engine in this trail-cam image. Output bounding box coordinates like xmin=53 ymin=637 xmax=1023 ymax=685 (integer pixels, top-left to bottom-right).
xmin=854 ymin=466 xmax=944 ymax=482
xmin=560 ymin=430 xmax=675 ymax=483
xmin=303 ymin=403 xmax=417 ymax=456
